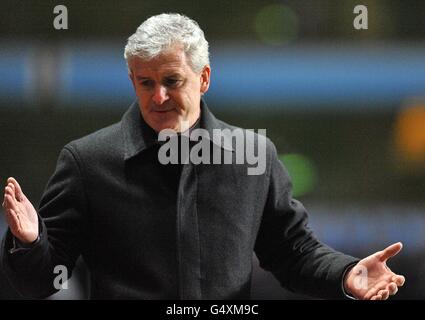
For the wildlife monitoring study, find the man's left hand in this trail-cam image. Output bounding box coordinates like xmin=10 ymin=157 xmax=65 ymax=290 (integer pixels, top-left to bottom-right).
xmin=344 ymin=242 xmax=405 ymax=300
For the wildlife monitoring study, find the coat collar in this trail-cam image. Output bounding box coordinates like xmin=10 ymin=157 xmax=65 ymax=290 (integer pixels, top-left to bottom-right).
xmin=122 ymin=99 xmax=234 ymax=161
xmin=122 ymin=100 xmax=157 ymax=161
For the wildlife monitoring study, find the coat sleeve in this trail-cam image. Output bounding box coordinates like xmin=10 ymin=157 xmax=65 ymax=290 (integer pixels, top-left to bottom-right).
xmin=0 ymin=146 xmax=89 ymax=299
xmin=254 ymin=141 xmax=359 ymax=299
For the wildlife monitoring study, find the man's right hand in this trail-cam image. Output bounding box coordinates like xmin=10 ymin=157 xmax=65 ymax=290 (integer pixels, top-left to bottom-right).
xmin=2 ymin=177 xmax=39 ymax=244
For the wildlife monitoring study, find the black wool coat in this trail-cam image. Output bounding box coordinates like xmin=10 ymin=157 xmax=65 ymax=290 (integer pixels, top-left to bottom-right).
xmin=1 ymin=100 xmax=358 ymax=299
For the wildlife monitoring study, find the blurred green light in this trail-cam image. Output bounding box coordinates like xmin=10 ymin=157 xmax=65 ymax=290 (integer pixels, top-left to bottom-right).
xmin=279 ymin=153 xmax=317 ymax=197
xmin=254 ymin=4 xmax=299 ymax=46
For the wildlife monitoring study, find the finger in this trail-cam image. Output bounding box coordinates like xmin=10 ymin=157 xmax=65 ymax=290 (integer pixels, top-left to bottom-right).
xmin=364 ymin=287 xmax=380 ymax=300
xmin=3 ymin=193 xmax=12 ymax=210
xmin=387 ymin=282 xmax=397 ymax=291
xmin=5 ymin=185 xmax=12 ymax=195
xmin=387 ymin=283 xmax=398 ymax=295
xmin=8 ymin=182 xmax=15 ymax=193
xmin=363 ymin=279 xmax=388 ymax=300
xmin=5 ymin=194 xmax=20 ymax=214
xmin=371 ymin=294 xmax=382 ymax=300
xmin=378 ymin=289 xmax=389 ymax=300
xmin=392 ymin=275 xmax=405 ymax=286
xmin=7 ymin=177 xmax=24 ymax=202
xmin=5 ymin=185 xmax=17 ymax=202
xmin=379 ymin=242 xmax=403 ymax=262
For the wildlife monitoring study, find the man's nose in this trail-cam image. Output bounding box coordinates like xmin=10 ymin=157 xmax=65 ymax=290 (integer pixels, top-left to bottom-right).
xmin=152 ymin=85 xmax=169 ymax=105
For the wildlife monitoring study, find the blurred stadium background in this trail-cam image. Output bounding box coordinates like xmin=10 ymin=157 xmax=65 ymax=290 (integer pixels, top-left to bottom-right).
xmin=1 ymin=0 xmax=424 ymax=299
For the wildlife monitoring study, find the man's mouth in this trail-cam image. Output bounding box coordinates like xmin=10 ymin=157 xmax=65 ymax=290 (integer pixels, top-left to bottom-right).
xmin=152 ymin=108 xmax=174 ymax=113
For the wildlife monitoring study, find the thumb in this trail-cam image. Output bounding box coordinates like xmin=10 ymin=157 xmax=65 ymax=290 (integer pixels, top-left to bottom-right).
xmin=379 ymin=242 xmax=403 ymax=262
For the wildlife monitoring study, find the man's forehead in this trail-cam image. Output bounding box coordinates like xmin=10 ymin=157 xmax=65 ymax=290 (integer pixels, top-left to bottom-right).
xmin=130 ymin=48 xmax=188 ymax=73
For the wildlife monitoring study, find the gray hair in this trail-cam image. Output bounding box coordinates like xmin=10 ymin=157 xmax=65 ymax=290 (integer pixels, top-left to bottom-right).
xmin=124 ymin=13 xmax=210 ymax=73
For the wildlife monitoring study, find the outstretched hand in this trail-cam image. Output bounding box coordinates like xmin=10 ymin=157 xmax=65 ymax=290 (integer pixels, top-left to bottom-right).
xmin=2 ymin=177 xmax=39 ymax=244
xmin=344 ymin=242 xmax=405 ymax=300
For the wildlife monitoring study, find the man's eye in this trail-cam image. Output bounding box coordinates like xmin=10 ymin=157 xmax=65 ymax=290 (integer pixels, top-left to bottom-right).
xmin=140 ymin=80 xmax=154 ymax=87
xmin=164 ymin=79 xmax=181 ymax=87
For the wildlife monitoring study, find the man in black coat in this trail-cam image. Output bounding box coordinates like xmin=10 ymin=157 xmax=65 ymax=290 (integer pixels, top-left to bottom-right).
xmin=1 ymin=13 xmax=404 ymax=300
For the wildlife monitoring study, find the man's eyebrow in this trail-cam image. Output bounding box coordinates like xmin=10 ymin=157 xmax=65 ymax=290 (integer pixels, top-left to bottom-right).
xmin=164 ymin=73 xmax=183 ymax=78
xmin=136 ymin=76 xmax=151 ymax=81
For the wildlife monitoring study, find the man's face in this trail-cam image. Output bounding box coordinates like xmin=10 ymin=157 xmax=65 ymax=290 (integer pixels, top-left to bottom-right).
xmin=129 ymin=45 xmax=210 ymax=132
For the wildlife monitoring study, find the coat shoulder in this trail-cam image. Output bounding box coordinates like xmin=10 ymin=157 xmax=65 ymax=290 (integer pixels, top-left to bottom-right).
xmin=63 ymin=121 xmax=123 ymax=161
xmin=217 ymin=118 xmax=277 ymax=153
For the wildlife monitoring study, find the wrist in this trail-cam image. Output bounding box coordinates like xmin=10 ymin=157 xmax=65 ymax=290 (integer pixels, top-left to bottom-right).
xmin=343 ymin=266 xmax=355 ymax=295
xmin=16 ymin=234 xmax=40 ymax=247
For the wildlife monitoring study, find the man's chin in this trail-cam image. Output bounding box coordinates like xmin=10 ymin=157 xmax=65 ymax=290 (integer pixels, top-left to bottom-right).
xmin=150 ymin=119 xmax=182 ymax=133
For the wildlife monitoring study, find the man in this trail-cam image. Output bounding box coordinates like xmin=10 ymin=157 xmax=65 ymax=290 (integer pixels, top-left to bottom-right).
xmin=1 ymin=13 xmax=404 ymax=300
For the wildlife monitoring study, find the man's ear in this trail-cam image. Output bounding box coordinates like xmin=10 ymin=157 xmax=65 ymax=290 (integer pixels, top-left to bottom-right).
xmin=200 ymin=65 xmax=211 ymax=95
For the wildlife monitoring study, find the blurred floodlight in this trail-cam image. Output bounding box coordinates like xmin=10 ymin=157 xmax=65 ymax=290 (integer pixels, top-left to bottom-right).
xmin=394 ymin=101 xmax=425 ymax=166
xmin=279 ymin=153 xmax=317 ymax=197
xmin=254 ymin=4 xmax=299 ymax=46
